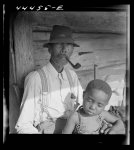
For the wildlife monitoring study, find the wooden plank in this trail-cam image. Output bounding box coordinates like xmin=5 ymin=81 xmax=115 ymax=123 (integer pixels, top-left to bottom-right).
xmin=9 ymin=14 xmax=21 ymax=133
xmin=32 ymin=31 xmax=125 ymax=41
xmin=14 ymin=12 xmax=35 ymax=88
xmin=32 ymin=36 xmax=127 ymax=72
xmin=31 ymin=10 xmax=126 ymax=33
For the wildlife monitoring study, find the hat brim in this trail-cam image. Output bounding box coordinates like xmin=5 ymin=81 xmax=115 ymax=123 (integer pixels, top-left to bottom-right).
xmin=43 ymin=42 xmax=79 ymax=47
xmin=43 ymin=39 xmax=80 ymax=47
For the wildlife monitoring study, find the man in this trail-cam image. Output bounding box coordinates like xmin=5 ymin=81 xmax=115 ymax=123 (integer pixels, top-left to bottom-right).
xmin=15 ymin=25 xmax=84 ymax=134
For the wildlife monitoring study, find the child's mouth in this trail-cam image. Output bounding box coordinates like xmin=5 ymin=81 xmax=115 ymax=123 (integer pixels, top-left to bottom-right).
xmin=88 ymin=111 xmax=94 ymax=115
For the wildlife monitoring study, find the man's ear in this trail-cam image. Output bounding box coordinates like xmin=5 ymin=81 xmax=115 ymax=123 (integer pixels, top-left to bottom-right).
xmin=48 ymin=45 xmax=51 ymax=54
xmin=48 ymin=49 xmax=51 ymax=54
xmin=48 ymin=44 xmax=54 ymax=54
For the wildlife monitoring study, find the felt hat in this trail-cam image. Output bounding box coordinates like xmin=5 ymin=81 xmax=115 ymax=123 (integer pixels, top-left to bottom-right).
xmin=43 ymin=25 xmax=79 ymax=47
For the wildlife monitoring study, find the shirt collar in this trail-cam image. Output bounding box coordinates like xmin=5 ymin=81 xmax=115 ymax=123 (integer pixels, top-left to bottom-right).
xmin=45 ymin=62 xmax=67 ymax=80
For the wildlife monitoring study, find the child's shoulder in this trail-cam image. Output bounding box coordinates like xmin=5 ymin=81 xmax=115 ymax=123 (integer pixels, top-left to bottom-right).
xmin=69 ymin=111 xmax=79 ymax=124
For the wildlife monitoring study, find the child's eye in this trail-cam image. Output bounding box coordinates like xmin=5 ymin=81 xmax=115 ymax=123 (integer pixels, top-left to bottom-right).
xmin=98 ymin=104 xmax=103 ymax=107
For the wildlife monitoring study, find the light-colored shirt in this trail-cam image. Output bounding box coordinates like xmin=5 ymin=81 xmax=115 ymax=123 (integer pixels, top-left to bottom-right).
xmin=15 ymin=62 xmax=83 ymax=133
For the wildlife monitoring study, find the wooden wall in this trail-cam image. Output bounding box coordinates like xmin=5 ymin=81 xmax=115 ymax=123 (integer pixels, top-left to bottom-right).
xmin=14 ymin=12 xmax=35 ymax=89
xmin=9 ymin=12 xmax=35 ymax=133
xmin=31 ymin=11 xmax=127 ymax=112
xmin=32 ymin=30 xmax=126 ymax=89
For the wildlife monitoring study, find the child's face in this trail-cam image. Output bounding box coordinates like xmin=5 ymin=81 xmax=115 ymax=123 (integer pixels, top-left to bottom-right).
xmin=83 ymin=88 xmax=109 ymax=116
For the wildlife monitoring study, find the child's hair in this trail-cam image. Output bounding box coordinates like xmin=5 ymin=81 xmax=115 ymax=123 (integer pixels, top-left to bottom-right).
xmin=85 ymin=79 xmax=112 ymax=100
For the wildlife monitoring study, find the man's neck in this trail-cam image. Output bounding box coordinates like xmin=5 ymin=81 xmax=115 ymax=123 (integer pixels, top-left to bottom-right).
xmin=50 ymin=58 xmax=64 ymax=73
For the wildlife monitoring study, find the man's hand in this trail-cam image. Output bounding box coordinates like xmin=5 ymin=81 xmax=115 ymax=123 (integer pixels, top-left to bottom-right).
xmin=106 ymin=127 xmax=125 ymax=134
xmin=100 ymin=120 xmax=113 ymax=134
xmin=100 ymin=120 xmax=125 ymax=134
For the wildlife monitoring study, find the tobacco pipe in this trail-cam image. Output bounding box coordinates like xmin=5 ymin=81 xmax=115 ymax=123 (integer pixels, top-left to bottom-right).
xmin=66 ymin=56 xmax=81 ymax=69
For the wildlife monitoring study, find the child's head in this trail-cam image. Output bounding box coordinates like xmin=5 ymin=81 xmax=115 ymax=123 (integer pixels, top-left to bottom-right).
xmin=83 ymin=79 xmax=112 ymax=116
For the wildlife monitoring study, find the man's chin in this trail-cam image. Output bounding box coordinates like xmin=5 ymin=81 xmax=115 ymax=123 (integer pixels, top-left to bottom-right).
xmin=54 ymin=55 xmax=69 ymax=66
xmin=60 ymin=57 xmax=68 ymax=64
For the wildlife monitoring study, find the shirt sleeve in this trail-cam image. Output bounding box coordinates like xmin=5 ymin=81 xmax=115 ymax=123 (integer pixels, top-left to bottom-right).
xmin=15 ymin=71 xmax=41 ymax=134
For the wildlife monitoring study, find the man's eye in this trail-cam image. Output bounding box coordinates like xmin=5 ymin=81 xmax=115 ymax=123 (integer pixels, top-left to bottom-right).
xmin=88 ymin=99 xmax=92 ymax=102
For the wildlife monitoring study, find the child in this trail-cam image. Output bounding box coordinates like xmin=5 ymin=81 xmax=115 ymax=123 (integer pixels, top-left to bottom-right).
xmin=62 ymin=79 xmax=125 ymax=134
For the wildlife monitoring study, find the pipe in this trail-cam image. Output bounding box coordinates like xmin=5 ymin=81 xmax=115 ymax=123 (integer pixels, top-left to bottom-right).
xmin=66 ymin=56 xmax=81 ymax=69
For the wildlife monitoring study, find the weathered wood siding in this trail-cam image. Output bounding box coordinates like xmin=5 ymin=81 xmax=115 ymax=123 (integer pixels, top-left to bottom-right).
xmin=32 ymin=31 xmax=126 ymax=89
xmin=14 ymin=12 xmax=35 ymax=89
xmin=9 ymin=12 xmax=35 ymax=133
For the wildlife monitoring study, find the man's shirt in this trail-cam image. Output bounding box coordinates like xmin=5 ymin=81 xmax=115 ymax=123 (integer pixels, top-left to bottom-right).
xmin=15 ymin=62 xmax=83 ymax=133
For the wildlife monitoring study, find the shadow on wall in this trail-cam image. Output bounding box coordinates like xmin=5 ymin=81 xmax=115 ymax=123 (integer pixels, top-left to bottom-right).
xmin=9 ymin=85 xmax=22 ymax=133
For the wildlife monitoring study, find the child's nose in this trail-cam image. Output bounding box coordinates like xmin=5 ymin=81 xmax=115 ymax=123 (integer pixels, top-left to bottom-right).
xmin=90 ymin=103 xmax=96 ymax=110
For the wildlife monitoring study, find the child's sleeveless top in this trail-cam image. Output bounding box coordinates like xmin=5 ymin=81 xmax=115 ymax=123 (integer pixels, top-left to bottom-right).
xmin=73 ymin=106 xmax=103 ymax=134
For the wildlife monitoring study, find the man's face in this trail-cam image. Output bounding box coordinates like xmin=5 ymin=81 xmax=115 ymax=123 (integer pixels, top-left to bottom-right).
xmin=49 ymin=43 xmax=74 ymax=65
xmin=83 ymin=89 xmax=109 ymax=116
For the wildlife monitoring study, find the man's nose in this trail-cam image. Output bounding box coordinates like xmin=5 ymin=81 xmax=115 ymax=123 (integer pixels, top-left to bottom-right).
xmin=61 ymin=47 xmax=68 ymax=54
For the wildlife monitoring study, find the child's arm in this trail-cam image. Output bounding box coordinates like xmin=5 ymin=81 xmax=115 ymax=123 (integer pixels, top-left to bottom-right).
xmin=101 ymin=111 xmax=125 ymax=134
xmin=62 ymin=112 xmax=78 ymax=134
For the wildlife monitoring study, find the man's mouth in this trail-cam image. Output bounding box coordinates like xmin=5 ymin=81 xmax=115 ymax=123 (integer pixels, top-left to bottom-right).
xmin=59 ymin=54 xmax=67 ymax=58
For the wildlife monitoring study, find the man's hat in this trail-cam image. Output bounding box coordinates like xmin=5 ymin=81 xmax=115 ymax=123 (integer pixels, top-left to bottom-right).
xmin=43 ymin=25 xmax=79 ymax=47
